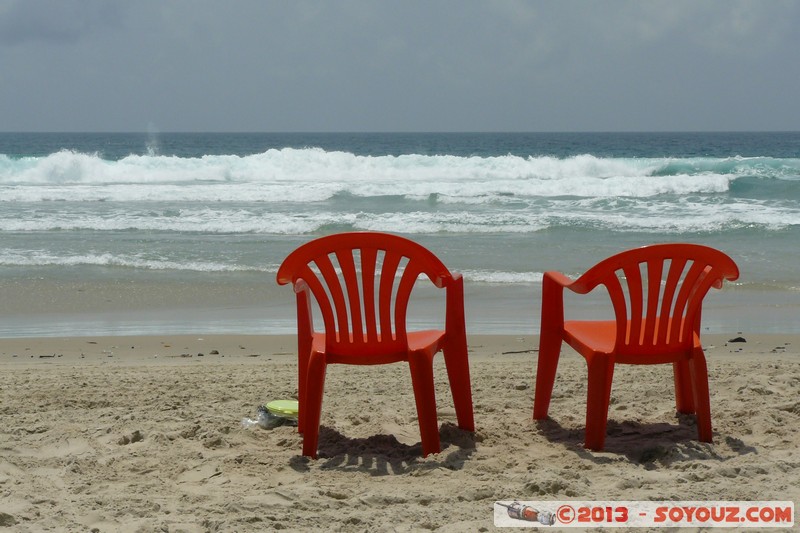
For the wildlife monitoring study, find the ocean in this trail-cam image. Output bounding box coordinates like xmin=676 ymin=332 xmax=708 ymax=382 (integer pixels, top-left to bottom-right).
xmin=1 ymin=131 xmax=798 ymax=337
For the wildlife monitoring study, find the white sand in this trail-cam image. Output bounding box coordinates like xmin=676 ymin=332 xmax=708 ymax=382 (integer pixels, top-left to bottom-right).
xmin=1 ymin=334 xmax=798 ymax=531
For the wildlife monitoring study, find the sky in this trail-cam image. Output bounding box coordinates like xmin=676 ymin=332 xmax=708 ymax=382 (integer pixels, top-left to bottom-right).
xmin=1 ymin=0 xmax=798 ymax=132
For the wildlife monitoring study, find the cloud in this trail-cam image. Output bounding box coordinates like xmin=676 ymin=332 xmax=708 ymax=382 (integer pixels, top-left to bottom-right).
xmin=0 ymin=0 xmax=125 ymax=46
xmin=0 ymin=0 xmax=798 ymax=131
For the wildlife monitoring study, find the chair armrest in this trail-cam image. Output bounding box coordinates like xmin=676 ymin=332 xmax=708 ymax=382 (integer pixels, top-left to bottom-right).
xmin=546 ymin=270 xmax=602 ymax=294
xmin=445 ymin=272 xmax=466 ymax=338
xmin=543 ymin=271 xmax=574 ymax=289
xmin=541 ymin=271 xmax=574 ymax=333
xmin=293 ymin=279 xmax=315 ymax=342
xmin=429 ymin=268 xmax=456 ymax=289
xmin=293 ymin=278 xmax=310 ymax=295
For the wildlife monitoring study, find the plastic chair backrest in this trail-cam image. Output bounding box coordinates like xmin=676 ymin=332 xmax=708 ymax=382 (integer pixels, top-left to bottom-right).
xmin=574 ymin=244 xmax=739 ymax=355
xmin=276 ymin=232 xmax=453 ymax=358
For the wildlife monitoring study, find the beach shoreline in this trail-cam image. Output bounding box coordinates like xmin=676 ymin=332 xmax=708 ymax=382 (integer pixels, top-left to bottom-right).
xmin=0 ymin=332 xmax=795 ymax=362
xmin=1 ymin=333 xmax=797 ymax=531
xmin=1 ymin=274 xmax=796 ymax=338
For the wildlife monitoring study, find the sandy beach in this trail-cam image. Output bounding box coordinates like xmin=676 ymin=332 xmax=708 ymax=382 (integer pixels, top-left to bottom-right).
xmin=1 ymin=333 xmax=798 ymax=531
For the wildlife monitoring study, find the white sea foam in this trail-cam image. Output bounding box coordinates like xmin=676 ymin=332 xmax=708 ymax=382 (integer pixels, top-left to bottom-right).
xmin=0 ymin=248 xmax=546 ymax=283
xmin=460 ymin=270 xmax=544 ymax=284
xmin=0 ymin=149 xmax=768 ymax=203
xmin=0 ymin=249 xmax=275 ymax=272
xmin=0 ymin=196 xmax=795 ymax=234
xmin=0 ymin=146 xmax=798 ymax=287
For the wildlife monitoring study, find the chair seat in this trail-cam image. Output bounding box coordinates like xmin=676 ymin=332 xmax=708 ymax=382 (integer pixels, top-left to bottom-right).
xmin=564 ymin=320 xmax=700 ymax=365
xmin=563 ymin=320 xmax=616 ymax=355
xmin=313 ymin=329 xmax=447 ymax=364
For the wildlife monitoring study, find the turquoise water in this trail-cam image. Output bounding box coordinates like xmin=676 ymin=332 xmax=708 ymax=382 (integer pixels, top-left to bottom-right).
xmin=1 ymin=132 xmax=798 ymax=336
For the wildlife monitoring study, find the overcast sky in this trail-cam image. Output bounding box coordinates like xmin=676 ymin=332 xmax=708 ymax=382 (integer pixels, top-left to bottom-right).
xmin=1 ymin=0 xmax=798 ymax=132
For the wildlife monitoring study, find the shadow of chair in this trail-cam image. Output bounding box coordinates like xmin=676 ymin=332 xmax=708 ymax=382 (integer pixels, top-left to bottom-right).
xmin=277 ymin=232 xmax=474 ymax=458
xmin=533 ymin=243 xmax=739 ymax=450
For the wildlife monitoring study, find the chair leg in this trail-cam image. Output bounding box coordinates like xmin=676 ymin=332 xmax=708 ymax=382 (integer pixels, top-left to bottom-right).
xmin=533 ymin=332 xmax=563 ymax=420
xmin=442 ymin=336 xmax=475 ymax=432
xmin=408 ymin=353 xmax=441 ymax=457
xmin=297 ymin=351 xmax=309 ymax=434
xmin=301 ymin=353 xmax=327 ymax=458
xmin=584 ymin=355 xmax=615 ymax=451
xmin=689 ymin=351 xmax=713 ymax=443
xmin=672 ymin=360 xmax=696 ymax=414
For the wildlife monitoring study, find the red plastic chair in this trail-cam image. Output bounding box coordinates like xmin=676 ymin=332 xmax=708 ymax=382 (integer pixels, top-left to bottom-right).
xmin=277 ymin=232 xmax=474 ymax=458
xmin=533 ymin=243 xmax=739 ymax=450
